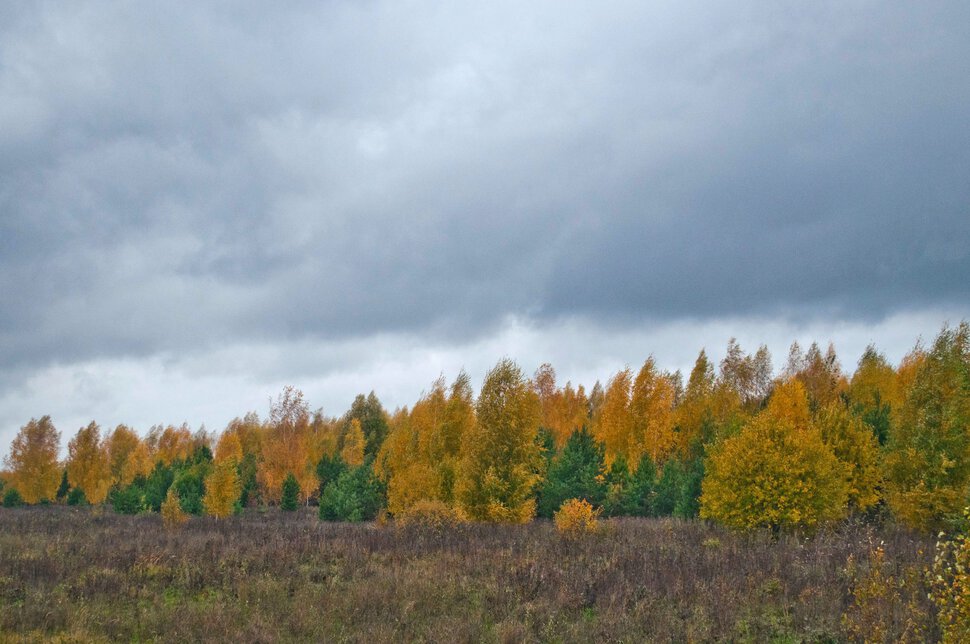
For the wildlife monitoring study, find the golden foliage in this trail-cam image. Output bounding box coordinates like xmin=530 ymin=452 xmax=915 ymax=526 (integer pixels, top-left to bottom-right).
xmin=676 ymin=350 xmax=717 ymax=454
xmin=226 ymin=412 xmax=264 ymax=459
xmin=788 ymin=342 xmax=848 ymax=413
xmin=884 ymin=324 xmax=970 ymax=532
xmin=457 ymin=359 xmax=541 ymax=523
xmin=849 ymin=346 xmax=900 ymax=414
xmin=259 ymin=433 xmax=312 ymax=504
xmin=214 ymin=429 xmax=243 ymax=465
xmin=161 ymin=489 xmax=188 ymax=528
xmin=554 ymin=498 xmax=600 ymax=537
xmin=123 ymin=441 xmax=153 ymax=486
xmin=895 ymin=345 xmax=927 ymax=403
xmin=107 ymin=425 xmax=147 ymax=487
xmin=203 ymin=461 xmax=241 ymax=518
xmin=388 ymin=462 xmax=437 ymax=516
xmin=257 ymin=388 xmax=317 ymax=504
xmin=395 ymin=498 xmax=463 ymax=529
xmin=306 ymin=413 xmax=340 ymax=470
xmin=700 ymin=382 xmax=848 ymax=531
xmin=817 ymin=403 xmax=882 ymax=512
xmin=765 ymin=379 xmax=812 ymax=428
xmin=380 ymin=373 xmax=475 ymax=517
xmin=4 ymin=416 xmax=61 ymax=504
xmin=884 ymin=472 xmax=963 ymax=533
xmin=534 ymin=364 xmax=589 ymax=448
xmin=151 ymin=424 xmax=193 ymax=465
xmin=341 ymin=419 xmax=366 ymax=467
xmin=67 ymin=421 xmax=112 ymax=505
xmin=594 ymin=360 xmax=680 ymax=468
xmin=629 ymin=358 xmax=676 ymax=465
xmin=593 ymin=368 xmax=633 ymax=467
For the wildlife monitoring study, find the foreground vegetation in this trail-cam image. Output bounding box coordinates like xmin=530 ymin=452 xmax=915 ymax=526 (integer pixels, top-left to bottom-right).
xmin=0 ymin=507 xmax=939 ymax=642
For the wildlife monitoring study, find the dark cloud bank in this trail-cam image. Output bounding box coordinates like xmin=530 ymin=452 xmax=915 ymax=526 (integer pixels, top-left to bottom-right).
xmin=1 ymin=1 xmax=969 ymax=375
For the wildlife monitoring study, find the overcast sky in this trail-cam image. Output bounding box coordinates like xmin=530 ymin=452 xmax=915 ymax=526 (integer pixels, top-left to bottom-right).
xmin=2 ymin=2 xmax=969 ymax=456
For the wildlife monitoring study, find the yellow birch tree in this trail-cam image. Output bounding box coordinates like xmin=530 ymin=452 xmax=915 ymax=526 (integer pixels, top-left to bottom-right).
xmin=67 ymin=421 xmax=112 ymax=505
xmin=4 ymin=416 xmax=61 ymax=504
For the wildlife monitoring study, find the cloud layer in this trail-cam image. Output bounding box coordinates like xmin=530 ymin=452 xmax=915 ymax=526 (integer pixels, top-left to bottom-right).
xmin=2 ymin=2 xmax=969 ymax=451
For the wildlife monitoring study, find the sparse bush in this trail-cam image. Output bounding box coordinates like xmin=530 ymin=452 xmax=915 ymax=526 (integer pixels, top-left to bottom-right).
xmin=396 ymin=499 xmax=462 ymax=529
xmin=930 ymin=510 xmax=970 ymax=642
xmin=842 ymin=539 xmax=931 ymax=642
xmin=554 ymin=498 xmax=600 ymax=537
xmin=2 ymin=487 xmax=24 ymax=507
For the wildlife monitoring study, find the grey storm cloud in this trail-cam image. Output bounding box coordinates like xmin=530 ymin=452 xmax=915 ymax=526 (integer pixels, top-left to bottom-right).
xmin=1 ymin=1 xmax=969 ymax=371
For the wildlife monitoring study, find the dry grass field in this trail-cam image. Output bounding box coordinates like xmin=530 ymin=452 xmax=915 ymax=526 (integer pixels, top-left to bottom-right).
xmin=0 ymin=507 xmax=937 ymax=642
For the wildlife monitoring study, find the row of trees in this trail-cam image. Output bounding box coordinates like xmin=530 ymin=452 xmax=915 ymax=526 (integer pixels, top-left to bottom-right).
xmin=2 ymin=324 xmax=968 ymax=532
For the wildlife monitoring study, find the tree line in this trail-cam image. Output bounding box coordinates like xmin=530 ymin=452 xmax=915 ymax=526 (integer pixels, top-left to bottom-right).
xmin=1 ymin=323 xmax=968 ymax=533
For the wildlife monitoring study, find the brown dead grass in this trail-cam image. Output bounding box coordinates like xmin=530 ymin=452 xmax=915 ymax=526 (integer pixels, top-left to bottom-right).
xmin=0 ymin=506 xmax=937 ymax=642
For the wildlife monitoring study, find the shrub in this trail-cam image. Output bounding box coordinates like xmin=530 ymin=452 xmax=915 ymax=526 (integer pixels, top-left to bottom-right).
xmin=280 ymin=473 xmax=300 ymax=511
xmin=842 ymin=540 xmax=930 ymax=642
xmin=143 ymin=463 xmax=175 ymax=512
xmin=66 ymin=487 xmax=88 ymax=506
xmin=161 ymin=489 xmax=188 ymax=528
xmin=171 ymin=466 xmax=206 ymax=515
xmin=3 ymin=487 xmax=24 ymax=507
xmin=930 ymin=509 xmax=970 ymax=641
xmin=110 ymin=486 xmax=144 ymax=515
xmin=554 ymin=498 xmax=600 ymax=537
xmin=319 ymin=465 xmax=385 ymax=522
xmin=396 ymin=499 xmax=462 ymax=529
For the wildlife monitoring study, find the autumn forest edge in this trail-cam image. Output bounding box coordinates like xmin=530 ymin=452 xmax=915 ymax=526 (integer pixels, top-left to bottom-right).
xmin=2 ymin=322 xmax=969 ymax=536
